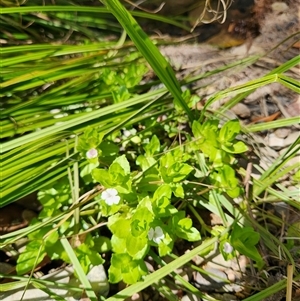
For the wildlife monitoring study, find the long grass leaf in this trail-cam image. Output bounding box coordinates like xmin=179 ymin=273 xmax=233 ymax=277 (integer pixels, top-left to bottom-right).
xmin=60 ymin=237 xmax=98 ymax=301
xmin=102 ymin=0 xmax=194 ymax=121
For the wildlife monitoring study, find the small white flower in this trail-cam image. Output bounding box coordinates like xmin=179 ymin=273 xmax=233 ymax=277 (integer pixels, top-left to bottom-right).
xmin=123 ymin=130 xmax=131 ymax=137
xmin=86 ymin=148 xmax=98 ymax=159
xmin=148 ymin=226 xmax=165 ymax=244
xmin=101 ymin=188 xmax=120 ymax=206
xmin=223 ymin=242 xmax=234 ymax=254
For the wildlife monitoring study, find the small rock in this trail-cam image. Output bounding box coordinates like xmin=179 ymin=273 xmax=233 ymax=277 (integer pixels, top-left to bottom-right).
xmin=204 ymin=267 xmax=228 ymax=283
xmin=225 ymin=269 xmax=236 ymax=282
xmin=266 ymin=133 xmax=285 ymax=149
xmin=145 ymin=260 xmax=155 ymax=273
xmin=192 ymin=255 xmax=204 ymax=266
xmin=85 ymin=265 xmax=109 ymax=297
xmin=230 ymin=255 xmax=248 ymax=273
xmin=193 ymin=266 xmax=229 ymax=292
xmin=126 ymin=292 xmax=143 ymax=301
xmin=271 ymin=2 xmax=289 ymax=13
xmin=231 ymin=103 xmax=251 ymax=118
xmin=206 ymin=253 xmax=232 ymax=271
xmin=284 ymin=131 xmax=299 ymax=147
xmin=274 ymin=128 xmax=291 ymax=138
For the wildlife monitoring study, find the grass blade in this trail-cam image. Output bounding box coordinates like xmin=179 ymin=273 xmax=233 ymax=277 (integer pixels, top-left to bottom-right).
xmin=102 ymin=0 xmax=194 ymax=122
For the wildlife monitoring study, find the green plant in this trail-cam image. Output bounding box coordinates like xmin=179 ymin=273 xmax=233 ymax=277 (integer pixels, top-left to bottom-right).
xmin=1 ymin=0 xmax=299 ymax=300
xmin=16 ymin=115 xmax=259 ymax=285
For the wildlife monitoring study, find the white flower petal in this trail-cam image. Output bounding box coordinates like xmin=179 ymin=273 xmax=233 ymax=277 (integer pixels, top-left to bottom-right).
xmin=154 ymin=226 xmax=163 ymax=236
xmin=223 ymin=242 xmax=234 ymax=254
xmin=86 ymin=148 xmax=98 ymax=159
xmin=101 ymin=188 xmax=120 ymax=206
xmin=148 ymin=226 xmax=165 ymax=244
xmin=148 ymin=228 xmax=154 ymax=240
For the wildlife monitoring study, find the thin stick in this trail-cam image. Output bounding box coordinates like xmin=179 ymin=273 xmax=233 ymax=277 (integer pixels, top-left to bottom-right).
xmin=286 ymin=264 xmax=293 ymax=301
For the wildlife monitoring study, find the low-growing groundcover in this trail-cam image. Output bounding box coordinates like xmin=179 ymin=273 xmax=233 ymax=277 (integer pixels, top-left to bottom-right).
xmin=1 ymin=0 xmax=299 ymax=300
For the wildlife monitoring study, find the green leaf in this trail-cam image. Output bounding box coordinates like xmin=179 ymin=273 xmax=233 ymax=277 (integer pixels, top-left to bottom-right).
xmin=109 ymin=216 xmax=131 ymax=238
xmin=111 ymin=235 xmax=127 ymax=254
xmin=113 ymin=155 xmax=131 ymax=175
xmin=99 ymin=141 xmax=119 ymax=157
xmin=172 ymin=212 xmax=201 ymax=242
xmin=126 ymin=235 xmax=149 ymax=259
xmin=80 ymin=162 xmax=99 ymax=184
xmin=46 ymin=240 xmax=66 ymax=261
xmin=44 ymin=230 xmax=59 ymax=247
xmin=136 ymin=167 xmax=161 ymax=192
xmin=153 ymin=184 xmax=172 ymax=201
xmin=144 ymin=135 xmax=160 ymax=156
xmin=178 ymin=218 xmax=193 ymax=230
xmin=157 ymin=237 xmax=174 ymax=257
xmin=153 ymin=196 xmax=178 ymax=217
xmin=109 ymin=162 xmax=126 ymax=183
xmin=112 ymin=85 xmax=131 ymax=103
xmin=222 ymin=141 xmax=248 ymax=154
xmin=177 ymin=227 xmax=201 ymax=241
xmin=75 ymin=243 xmax=104 ymax=274
xmin=160 ymin=162 xmax=193 ymax=183
xmin=210 ymin=165 xmax=241 ymax=198
xmin=92 ymin=168 xmax=112 ymax=187
xmin=109 ymin=254 xmax=148 ymax=284
xmin=16 ymin=240 xmax=46 ymax=275
xmin=230 ymin=225 xmax=264 ymax=268
xmin=131 ymin=207 xmax=154 ymax=237
xmin=171 ymin=183 xmax=185 ymax=198
xmin=28 ymin=225 xmax=52 ymax=240
xmin=77 ymin=126 xmax=104 ymax=153
xmin=108 ymin=264 xmax=123 ymax=284
xmin=93 ymin=236 xmax=112 ymax=253
xmin=219 ymin=119 xmax=240 ymax=142
xmin=136 ymin=154 xmax=156 ymax=171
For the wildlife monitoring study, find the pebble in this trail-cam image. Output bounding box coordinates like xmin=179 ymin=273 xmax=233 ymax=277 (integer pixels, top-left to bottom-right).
xmin=225 ymin=269 xmax=236 ymax=282
xmin=193 ymin=267 xmax=228 ymax=290
xmin=284 ymin=131 xmax=299 ymax=147
xmin=192 ymin=254 xmax=204 ymax=266
xmin=271 ymin=2 xmax=289 ymax=13
xmin=126 ymin=293 xmax=143 ymax=301
xmin=206 ymin=253 xmax=232 ymax=271
xmin=231 ymin=103 xmax=251 ymax=118
xmin=266 ymin=133 xmax=285 ymax=149
xmin=274 ymin=128 xmax=291 ymax=138
xmin=230 ymin=256 xmax=248 ymax=273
